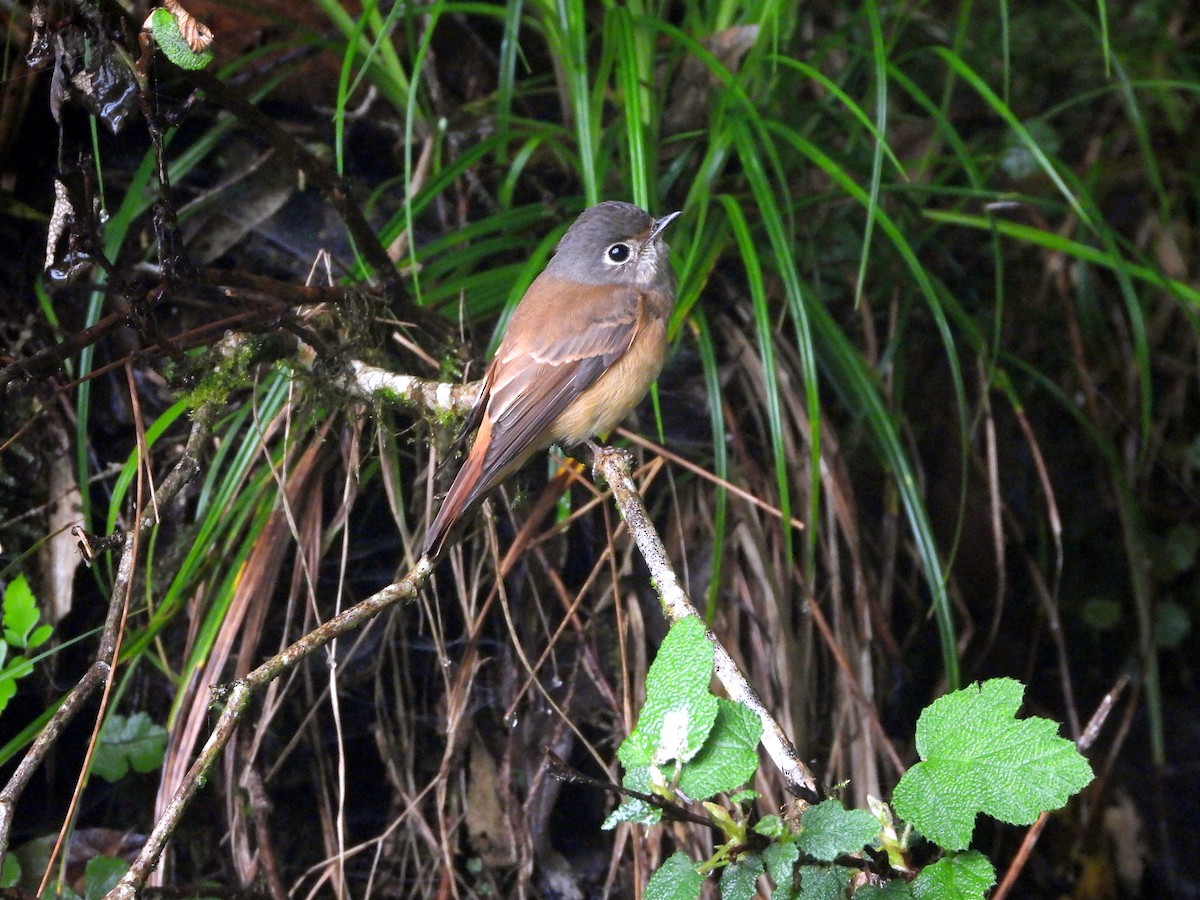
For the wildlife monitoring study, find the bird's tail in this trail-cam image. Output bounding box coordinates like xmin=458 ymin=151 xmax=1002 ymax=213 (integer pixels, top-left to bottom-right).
xmin=421 ymin=417 xmax=493 ymax=560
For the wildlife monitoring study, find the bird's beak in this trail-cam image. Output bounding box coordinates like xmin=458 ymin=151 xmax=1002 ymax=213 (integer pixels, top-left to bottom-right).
xmin=648 ymin=211 xmax=682 ymax=241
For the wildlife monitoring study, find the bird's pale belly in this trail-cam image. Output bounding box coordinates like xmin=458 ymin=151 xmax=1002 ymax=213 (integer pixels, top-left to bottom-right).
xmin=549 ymin=320 xmax=667 ymax=446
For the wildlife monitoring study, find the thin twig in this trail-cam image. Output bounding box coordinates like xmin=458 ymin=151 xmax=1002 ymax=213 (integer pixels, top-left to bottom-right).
xmin=0 ymin=405 xmax=215 ymax=859
xmin=106 ymin=557 xmax=433 ymax=899
xmin=991 ymin=674 xmax=1128 ymax=900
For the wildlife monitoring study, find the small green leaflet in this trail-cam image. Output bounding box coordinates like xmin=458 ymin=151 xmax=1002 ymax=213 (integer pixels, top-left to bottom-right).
xmin=93 ymin=712 xmax=168 ymax=782
xmin=797 ymin=798 xmax=879 ymax=862
xmin=911 ymin=851 xmax=996 ymax=899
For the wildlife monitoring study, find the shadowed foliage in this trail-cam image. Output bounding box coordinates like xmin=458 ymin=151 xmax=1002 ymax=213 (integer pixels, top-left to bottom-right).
xmin=0 ymin=0 xmax=1196 ymax=896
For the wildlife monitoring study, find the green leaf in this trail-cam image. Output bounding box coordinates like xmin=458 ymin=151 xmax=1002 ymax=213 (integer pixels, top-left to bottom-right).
xmin=26 ymin=624 xmax=53 ymax=650
xmin=855 ymin=880 xmax=913 ymax=898
xmin=601 ymin=767 xmax=660 ymax=829
xmin=3 ymin=575 xmax=40 ymax=648
xmin=148 ymin=7 xmax=214 ymax=71
xmin=83 ymin=856 xmax=129 ymax=900
xmin=0 ymin=670 xmax=15 ymax=718
xmin=93 ymin=712 xmax=168 ymax=783
xmin=0 ymin=851 xmax=20 ymax=888
xmin=617 ymin=618 xmax=717 ymax=770
xmin=0 ymin=656 xmax=35 ymax=718
xmin=720 ymin=852 xmax=765 ymax=900
xmin=124 ymin=712 xmax=168 ymax=773
xmin=798 ymin=865 xmax=851 ymax=898
xmin=645 ymin=852 xmax=702 ymax=900
xmin=797 ymin=799 xmax=880 ymax=862
xmin=677 ymin=698 xmax=761 ymax=801
xmin=764 ymin=839 xmax=800 ymax=899
xmin=910 ymin=851 xmax=996 ymax=900
xmin=892 ymin=679 xmax=1093 ymax=850
xmin=754 ymin=814 xmax=787 ymax=839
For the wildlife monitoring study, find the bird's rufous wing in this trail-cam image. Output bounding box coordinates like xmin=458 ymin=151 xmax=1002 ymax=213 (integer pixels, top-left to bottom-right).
xmin=422 ymin=278 xmax=644 ymax=558
xmin=478 ymin=279 xmax=644 ymax=484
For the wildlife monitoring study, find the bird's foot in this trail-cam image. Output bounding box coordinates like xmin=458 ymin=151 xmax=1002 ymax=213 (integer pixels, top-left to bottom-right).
xmin=587 ymin=441 xmax=632 ymax=487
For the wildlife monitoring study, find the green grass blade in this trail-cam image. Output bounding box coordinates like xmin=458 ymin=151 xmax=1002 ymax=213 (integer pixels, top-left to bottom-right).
xmin=713 ymin=193 xmax=794 ymax=574
xmin=692 ymin=311 xmax=729 ymax=624
xmin=932 ymin=46 xmax=1093 ymax=229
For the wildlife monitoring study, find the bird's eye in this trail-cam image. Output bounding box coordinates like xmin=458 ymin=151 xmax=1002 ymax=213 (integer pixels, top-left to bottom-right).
xmin=606 ymin=243 xmax=631 ymax=264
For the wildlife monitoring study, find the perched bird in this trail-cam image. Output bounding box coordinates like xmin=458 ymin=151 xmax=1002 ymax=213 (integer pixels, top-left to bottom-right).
xmin=422 ymin=201 xmax=681 ymax=559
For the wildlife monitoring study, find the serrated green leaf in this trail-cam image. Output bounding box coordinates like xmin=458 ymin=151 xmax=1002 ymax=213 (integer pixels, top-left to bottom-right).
xmin=0 ymin=672 xmax=15 ymax=717
xmin=3 ymin=575 xmax=39 ymax=648
xmin=911 ymin=851 xmax=995 ymax=899
xmin=126 ymin=712 xmax=168 ymax=772
xmin=755 ymin=814 xmax=787 ymax=839
xmin=0 ymin=654 xmax=34 ymax=716
xmin=27 ymin=624 xmax=53 ymax=650
xmin=148 ymin=7 xmax=214 ymax=71
xmin=764 ymin=839 xmax=800 ymax=897
xmin=720 ymin=852 xmax=765 ymax=900
xmin=93 ymin=712 xmax=168 ymax=783
xmin=798 ymin=799 xmax=879 ymax=862
xmin=645 ymin=851 xmax=702 ymax=900
xmin=678 ymin=697 xmax=761 ymax=801
xmin=93 ymin=730 xmax=130 ymax=782
xmin=618 ymin=618 xmax=717 ymax=770
xmin=892 ymin=679 xmax=1093 ymax=850
xmin=798 ymin=864 xmax=851 ymax=898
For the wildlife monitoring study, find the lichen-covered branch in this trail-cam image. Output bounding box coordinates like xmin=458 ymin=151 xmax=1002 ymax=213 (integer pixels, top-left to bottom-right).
xmin=335 ymin=359 xmax=480 ymax=418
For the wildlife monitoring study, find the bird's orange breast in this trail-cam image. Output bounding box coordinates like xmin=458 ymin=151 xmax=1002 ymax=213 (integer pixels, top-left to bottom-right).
xmin=548 ymin=314 xmax=668 ymax=445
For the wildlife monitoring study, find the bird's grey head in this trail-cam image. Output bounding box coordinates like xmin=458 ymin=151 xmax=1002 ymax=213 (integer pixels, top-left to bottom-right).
xmin=545 ymin=201 xmax=680 ymax=292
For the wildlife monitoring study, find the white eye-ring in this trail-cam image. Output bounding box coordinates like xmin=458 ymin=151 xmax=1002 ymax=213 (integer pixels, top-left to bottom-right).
xmin=605 ymin=242 xmax=632 ymax=264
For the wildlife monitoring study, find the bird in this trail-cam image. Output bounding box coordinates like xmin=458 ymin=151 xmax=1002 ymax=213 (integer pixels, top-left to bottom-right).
xmin=421 ymin=200 xmax=681 ymax=559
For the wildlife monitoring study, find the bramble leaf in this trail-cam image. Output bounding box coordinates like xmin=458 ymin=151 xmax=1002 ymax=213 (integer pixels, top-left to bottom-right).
xmin=645 ymin=852 xmax=702 ymax=900
xmin=911 ymin=851 xmax=995 ymax=899
xmin=617 ymin=618 xmax=718 ymax=771
xmin=892 ymin=679 xmax=1093 ymax=850
xmin=797 ymin=798 xmax=879 ymax=862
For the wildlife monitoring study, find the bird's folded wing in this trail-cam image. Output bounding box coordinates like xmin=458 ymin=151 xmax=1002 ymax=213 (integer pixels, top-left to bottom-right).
xmin=480 ymin=283 xmax=644 ymax=478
